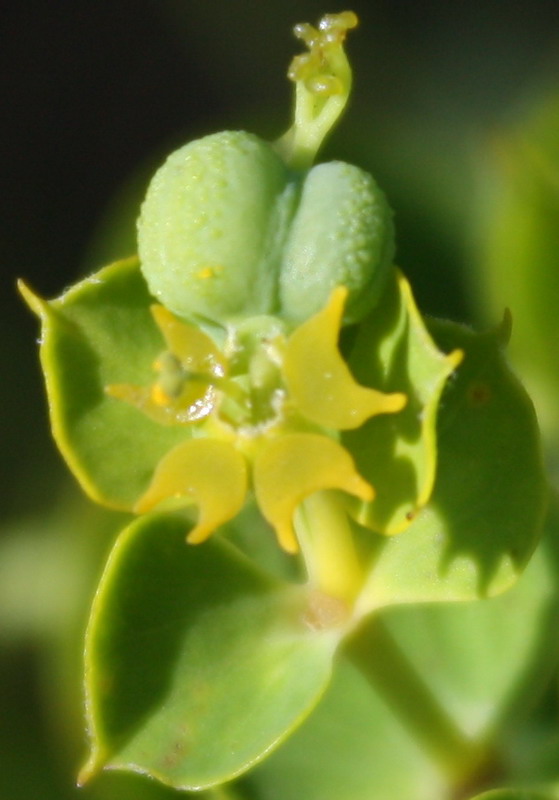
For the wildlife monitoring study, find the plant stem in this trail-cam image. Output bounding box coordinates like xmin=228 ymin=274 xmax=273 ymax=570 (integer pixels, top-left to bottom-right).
xmin=346 ymin=616 xmax=486 ymax=786
xmin=296 ymin=490 xmax=363 ymax=603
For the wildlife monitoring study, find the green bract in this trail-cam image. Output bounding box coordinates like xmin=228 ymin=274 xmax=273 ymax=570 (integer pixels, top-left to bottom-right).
xmin=78 ymin=515 xmax=343 ymax=790
xmin=476 ymin=91 xmax=559 ymax=458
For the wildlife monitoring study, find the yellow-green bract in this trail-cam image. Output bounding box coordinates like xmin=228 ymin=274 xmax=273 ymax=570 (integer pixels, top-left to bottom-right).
xmin=137 ymin=129 xmax=394 ymax=327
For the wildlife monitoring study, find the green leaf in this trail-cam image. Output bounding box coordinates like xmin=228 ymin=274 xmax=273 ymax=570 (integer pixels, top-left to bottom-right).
xmin=357 ymin=317 xmax=546 ymax=607
xmin=80 ymin=513 xmax=342 ymax=790
xmin=474 ymin=92 xmax=559 ymax=456
xmin=20 ymin=258 xmax=186 ymax=510
xmin=344 ymin=268 xmax=462 ymax=535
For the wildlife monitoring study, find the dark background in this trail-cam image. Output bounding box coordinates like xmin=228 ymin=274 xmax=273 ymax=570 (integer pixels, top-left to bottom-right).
xmin=2 ymin=2 xmax=559 ymax=798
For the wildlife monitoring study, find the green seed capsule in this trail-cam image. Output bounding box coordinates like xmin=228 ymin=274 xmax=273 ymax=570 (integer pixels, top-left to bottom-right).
xmin=137 ymin=130 xmax=295 ymax=324
xmin=279 ymin=161 xmax=395 ymax=325
xmin=137 ymin=15 xmax=393 ymax=329
xmin=138 ymin=137 xmax=394 ymax=329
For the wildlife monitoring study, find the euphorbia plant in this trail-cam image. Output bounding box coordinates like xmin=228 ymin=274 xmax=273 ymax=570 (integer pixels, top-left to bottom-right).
xmin=20 ymin=12 xmax=548 ymax=800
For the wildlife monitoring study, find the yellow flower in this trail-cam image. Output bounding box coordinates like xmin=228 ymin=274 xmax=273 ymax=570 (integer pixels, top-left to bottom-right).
xmin=107 ymin=288 xmax=406 ymax=553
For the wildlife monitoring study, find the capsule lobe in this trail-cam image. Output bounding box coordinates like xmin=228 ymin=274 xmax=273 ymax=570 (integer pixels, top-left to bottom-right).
xmin=279 ymin=161 xmax=395 ymax=324
xmin=138 ymin=131 xmax=292 ymax=323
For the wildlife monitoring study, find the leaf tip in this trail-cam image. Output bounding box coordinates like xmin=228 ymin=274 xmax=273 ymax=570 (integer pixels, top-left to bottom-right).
xmin=446 ymin=347 xmax=465 ymax=374
xmin=76 ymin=753 xmax=102 ymax=787
xmin=17 ymin=279 xmax=49 ymax=318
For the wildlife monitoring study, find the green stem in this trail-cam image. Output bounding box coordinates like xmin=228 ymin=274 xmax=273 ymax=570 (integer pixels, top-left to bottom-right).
xmin=346 ymin=617 xmax=486 ymax=785
xmin=296 ymin=490 xmax=363 ymax=603
xmin=280 ymin=81 xmax=350 ymax=171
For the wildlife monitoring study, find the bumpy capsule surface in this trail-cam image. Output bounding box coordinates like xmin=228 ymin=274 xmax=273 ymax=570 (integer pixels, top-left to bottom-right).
xmin=138 ymin=134 xmax=394 ymax=328
xmin=137 ymin=130 xmax=295 ymax=323
xmin=279 ymin=161 xmax=395 ymax=324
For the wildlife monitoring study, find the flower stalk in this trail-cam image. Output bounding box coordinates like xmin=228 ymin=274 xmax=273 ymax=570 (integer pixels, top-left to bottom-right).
xmin=296 ymin=490 xmax=364 ymax=604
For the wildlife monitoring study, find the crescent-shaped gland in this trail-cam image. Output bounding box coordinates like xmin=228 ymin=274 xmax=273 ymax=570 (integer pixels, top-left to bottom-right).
xmin=134 ymin=439 xmax=248 ymax=544
xmin=253 ymin=432 xmax=374 ymax=554
xmin=283 ymin=287 xmax=407 ymax=430
xmin=150 ymin=305 xmax=226 ymax=377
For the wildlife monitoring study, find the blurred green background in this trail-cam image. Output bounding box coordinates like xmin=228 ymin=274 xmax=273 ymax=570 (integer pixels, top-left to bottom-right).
xmin=2 ymin=1 xmax=559 ymax=798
